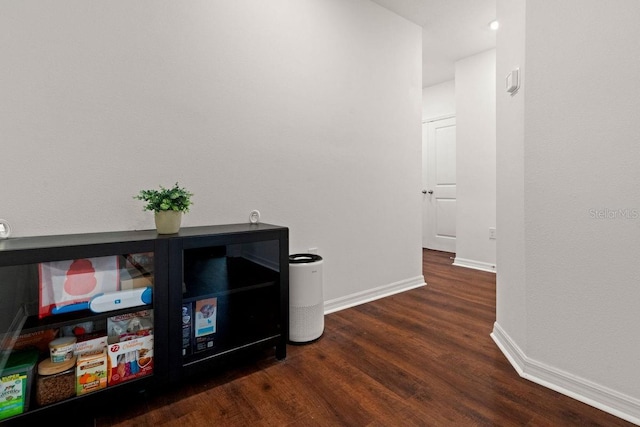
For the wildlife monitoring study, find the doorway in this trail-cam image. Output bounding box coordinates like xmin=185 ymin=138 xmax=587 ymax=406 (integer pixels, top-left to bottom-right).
xmin=422 ymin=116 xmax=456 ymax=252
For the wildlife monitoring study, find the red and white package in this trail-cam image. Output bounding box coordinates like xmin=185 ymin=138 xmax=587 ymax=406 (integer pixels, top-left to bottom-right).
xmin=39 ymin=256 xmax=120 ymax=318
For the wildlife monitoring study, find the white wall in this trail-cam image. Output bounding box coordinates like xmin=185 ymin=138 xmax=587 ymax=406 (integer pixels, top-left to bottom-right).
xmin=422 ymin=80 xmax=455 ymax=120
xmin=495 ymin=0 xmax=527 ymax=353
xmin=0 ymin=0 xmax=424 ymax=309
xmin=453 ymin=50 xmax=497 ymax=272
xmin=494 ymin=0 xmax=640 ymax=423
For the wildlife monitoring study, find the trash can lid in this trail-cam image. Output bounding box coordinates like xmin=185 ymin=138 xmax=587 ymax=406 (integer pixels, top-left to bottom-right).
xmin=289 ymin=253 xmax=323 ymax=263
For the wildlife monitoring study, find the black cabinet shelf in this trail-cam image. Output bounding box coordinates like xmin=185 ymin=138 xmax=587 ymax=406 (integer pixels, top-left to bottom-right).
xmin=0 ymin=230 xmax=166 ymax=425
xmin=183 ymin=256 xmax=279 ymax=300
xmin=167 ymin=224 xmax=288 ymax=382
xmin=0 ymin=223 xmax=288 ymax=424
xmin=182 ymin=333 xmax=281 ymax=368
xmin=182 ymin=281 xmax=276 ymax=302
xmin=16 ymin=304 xmax=154 ymax=334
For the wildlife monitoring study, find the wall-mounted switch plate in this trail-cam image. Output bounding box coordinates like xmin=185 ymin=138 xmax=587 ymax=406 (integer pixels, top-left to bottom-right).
xmin=506 ymin=68 xmax=520 ymax=95
xmin=489 ymin=227 xmax=497 ymax=240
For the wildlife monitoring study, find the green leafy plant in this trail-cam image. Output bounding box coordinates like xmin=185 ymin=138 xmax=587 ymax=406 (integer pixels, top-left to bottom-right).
xmin=134 ymin=182 xmax=193 ymax=213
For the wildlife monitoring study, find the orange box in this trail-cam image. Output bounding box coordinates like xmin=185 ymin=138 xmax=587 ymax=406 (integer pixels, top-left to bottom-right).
xmin=76 ymin=349 xmax=107 ymax=395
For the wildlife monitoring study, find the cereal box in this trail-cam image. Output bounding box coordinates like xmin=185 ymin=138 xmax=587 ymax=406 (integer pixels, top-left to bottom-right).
xmin=76 ymin=348 xmax=107 ymax=395
xmin=107 ymin=335 xmax=153 ymax=386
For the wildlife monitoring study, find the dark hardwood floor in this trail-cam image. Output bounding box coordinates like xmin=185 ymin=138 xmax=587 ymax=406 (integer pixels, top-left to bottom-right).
xmin=55 ymin=250 xmax=637 ymax=426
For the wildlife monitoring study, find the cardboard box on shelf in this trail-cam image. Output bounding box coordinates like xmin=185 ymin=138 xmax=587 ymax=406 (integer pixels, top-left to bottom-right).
xmin=75 ymin=333 xmax=108 ymax=356
xmin=76 ymin=348 xmax=107 ymax=395
xmin=193 ymin=298 xmax=217 ymax=353
xmin=0 ymin=329 xmax=58 ymax=354
xmin=182 ymin=303 xmax=192 ymax=357
xmin=120 ymin=269 xmax=153 ymax=290
xmin=125 ymin=253 xmax=154 ymax=276
xmin=107 ymin=310 xmax=153 ymax=343
xmin=106 ymin=335 xmax=153 ymax=386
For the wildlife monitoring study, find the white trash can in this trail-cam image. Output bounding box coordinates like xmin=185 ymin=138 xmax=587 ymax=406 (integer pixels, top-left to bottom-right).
xmin=289 ymin=254 xmax=324 ymax=343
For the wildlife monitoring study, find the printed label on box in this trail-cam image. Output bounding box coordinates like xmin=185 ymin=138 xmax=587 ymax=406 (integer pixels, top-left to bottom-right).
xmin=107 ymin=310 xmax=153 ymax=344
xmin=193 ymin=298 xmax=217 ymax=353
xmin=194 ymin=335 xmax=216 ymax=353
xmin=0 ymin=373 xmax=27 ymax=420
xmin=75 ymin=334 xmax=108 ymax=356
xmin=107 ymin=335 xmax=153 ymax=386
xmin=181 ymin=304 xmax=192 ymax=357
xmin=76 ymin=349 xmax=107 ymax=395
xmin=194 ymin=298 xmax=216 ymax=338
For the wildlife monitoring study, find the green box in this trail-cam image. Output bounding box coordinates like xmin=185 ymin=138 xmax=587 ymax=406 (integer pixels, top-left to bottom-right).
xmin=0 ymin=349 xmax=38 ymax=420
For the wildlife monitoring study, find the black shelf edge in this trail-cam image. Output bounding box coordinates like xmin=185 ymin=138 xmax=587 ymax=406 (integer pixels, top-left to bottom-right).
xmin=16 ymin=304 xmax=154 ymax=334
xmin=182 ymin=280 xmax=276 ymax=302
xmin=182 ymin=334 xmax=282 ymax=367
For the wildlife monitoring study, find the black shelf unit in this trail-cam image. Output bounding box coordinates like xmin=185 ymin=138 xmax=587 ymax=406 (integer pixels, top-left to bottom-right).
xmin=0 ymin=229 xmax=168 ymax=425
xmin=0 ymin=223 xmax=288 ymax=424
xmin=167 ymin=224 xmax=289 ymax=381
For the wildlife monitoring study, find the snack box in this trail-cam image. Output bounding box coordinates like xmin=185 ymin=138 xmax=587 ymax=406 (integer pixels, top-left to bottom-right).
xmin=75 ymin=333 xmax=108 ymax=356
xmin=107 ymin=335 xmax=153 ymax=386
xmin=0 ymin=349 xmax=38 ymax=420
xmin=107 ymin=310 xmax=153 ymax=344
xmin=76 ymin=348 xmax=107 ymax=396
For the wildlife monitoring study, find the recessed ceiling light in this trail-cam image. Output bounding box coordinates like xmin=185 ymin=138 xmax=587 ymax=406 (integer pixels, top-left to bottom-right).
xmin=489 ymin=20 xmax=500 ymax=31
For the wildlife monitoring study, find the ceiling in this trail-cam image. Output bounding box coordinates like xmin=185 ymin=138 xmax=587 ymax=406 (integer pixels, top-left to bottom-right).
xmin=369 ymin=0 xmax=496 ymax=88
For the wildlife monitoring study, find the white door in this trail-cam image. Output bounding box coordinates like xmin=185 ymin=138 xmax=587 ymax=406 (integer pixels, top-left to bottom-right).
xmin=422 ymin=116 xmax=456 ymax=252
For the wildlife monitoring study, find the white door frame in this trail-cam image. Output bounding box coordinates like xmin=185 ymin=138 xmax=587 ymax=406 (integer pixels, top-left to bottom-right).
xmin=422 ymin=114 xmax=456 ymax=252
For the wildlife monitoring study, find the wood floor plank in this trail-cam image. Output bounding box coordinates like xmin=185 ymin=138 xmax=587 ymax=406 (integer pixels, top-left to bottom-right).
xmin=64 ymin=249 xmax=636 ymax=426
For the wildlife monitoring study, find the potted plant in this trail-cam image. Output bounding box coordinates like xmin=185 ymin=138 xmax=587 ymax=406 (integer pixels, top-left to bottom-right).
xmin=134 ymin=182 xmax=193 ymax=234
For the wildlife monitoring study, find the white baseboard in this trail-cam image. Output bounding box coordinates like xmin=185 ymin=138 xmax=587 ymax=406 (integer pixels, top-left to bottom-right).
xmin=491 ymin=322 xmax=640 ymax=426
xmin=453 ymin=257 xmax=496 ymax=273
xmin=323 ymin=275 xmax=426 ymax=314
